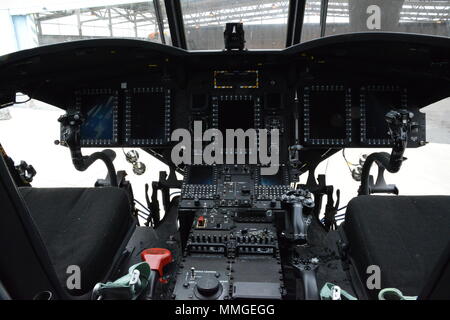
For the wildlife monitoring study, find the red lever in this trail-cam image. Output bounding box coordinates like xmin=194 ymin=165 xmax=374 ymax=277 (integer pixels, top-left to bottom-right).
xmin=141 ymin=248 xmax=173 ymax=277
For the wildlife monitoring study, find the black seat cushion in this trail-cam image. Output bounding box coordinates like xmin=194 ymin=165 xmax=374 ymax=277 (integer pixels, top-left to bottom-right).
xmin=19 ymin=187 xmax=132 ymax=296
xmin=344 ymin=196 xmax=450 ymax=298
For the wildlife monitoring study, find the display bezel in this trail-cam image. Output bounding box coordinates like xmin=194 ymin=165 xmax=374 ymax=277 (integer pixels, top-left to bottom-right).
xmin=256 ymin=164 xmax=289 ymax=186
xmin=303 ymin=85 xmax=352 ymax=146
xmin=360 ymin=85 xmax=407 ymax=146
xmin=125 ymin=87 xmax=171 ymax=146
xmin=212 ymin=95 xmax=260 ymax=156
xmin=75 ymin=88 xmax=119 ymax=147
xmin=212 ymin=95 xmax=260 ymax=130
xmin=183 ymin=165 xmax=218 ymax=186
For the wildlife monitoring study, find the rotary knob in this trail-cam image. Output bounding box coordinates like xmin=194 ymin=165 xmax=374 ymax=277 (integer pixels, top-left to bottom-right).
xmin=196 ymin=276 xmax=221 ymax=297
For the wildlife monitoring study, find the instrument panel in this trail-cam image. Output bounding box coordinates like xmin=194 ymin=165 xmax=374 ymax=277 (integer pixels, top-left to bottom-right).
xmin=69 ymin=78 xmax=425 ymax=152
xmin=52 ymin=35 xmax=439 ymax=156
xmin=5 ymin=34 xmax=450 ymax=164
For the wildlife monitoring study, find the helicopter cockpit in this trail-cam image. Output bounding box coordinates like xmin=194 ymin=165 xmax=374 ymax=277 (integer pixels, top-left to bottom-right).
xmin=0 ymin=2 xmax=449 ymax=302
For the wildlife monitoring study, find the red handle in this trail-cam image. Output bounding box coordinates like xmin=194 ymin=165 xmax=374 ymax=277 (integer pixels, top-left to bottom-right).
xmin=140 ymin=248 xmax=173 ymax=277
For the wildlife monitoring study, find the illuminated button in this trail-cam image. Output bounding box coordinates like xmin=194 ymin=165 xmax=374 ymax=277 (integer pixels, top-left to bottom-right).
xmin=197 ymin=216 xmax=205 ymax=227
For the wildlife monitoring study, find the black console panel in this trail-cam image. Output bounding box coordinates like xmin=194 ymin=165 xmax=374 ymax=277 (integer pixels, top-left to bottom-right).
xmin=175 ymin=164 xmax=288 ymax=300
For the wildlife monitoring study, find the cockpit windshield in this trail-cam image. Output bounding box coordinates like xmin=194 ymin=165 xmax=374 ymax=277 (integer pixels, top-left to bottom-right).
xmin=180 ymin=0 xmax=289 ymax=49
xmin=302 ymin=0 xmax=450 ymax=42
xmin=1 ymin=0 xmax=448 ymax=55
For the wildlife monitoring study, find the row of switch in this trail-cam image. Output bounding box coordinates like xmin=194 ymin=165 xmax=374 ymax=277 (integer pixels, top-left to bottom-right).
xmin=190 ymin=234 xmax=229 ymax=243
xmin=236 ymin=235 xmax=274 ymax=244
xmin=190 ymin=234 xmax=275 ymax=244
xmin=236 ymin=246 xmax=274 ymax=254
xmin=189 ymin=245 xmax=225 ymax=253
xmin=255 ymin=186 xmax=290 ymax=199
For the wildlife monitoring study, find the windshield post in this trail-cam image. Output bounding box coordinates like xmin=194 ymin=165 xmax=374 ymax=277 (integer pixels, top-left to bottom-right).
xmin=154 ymin=0 xmax=167 ymax=44
xmin=164 ymin=0 xmax=187 ymax=49
xmin=286 ymin=0 xmax=307 ymax=47
xmin=320 ymin=0 xmax=329 ymax=37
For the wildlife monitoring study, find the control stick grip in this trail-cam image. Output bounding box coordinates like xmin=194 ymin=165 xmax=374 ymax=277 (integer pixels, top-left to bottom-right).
xmin=281 ymin=189 xmax=314 ymax=244
xmin=58 ymin=112 xmax=118 ymax=186
xmin=358 ymin=109 xmax=413 ymax=196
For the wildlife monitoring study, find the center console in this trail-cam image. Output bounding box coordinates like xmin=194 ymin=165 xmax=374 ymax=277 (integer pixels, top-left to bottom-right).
xmin=174 ymin=164 xmax=291 ymax=300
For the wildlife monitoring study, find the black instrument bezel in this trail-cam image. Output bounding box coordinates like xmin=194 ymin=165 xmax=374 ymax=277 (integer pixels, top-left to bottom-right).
xmin=303 ymin=85 xmax=352 ymax=146
xmin=124 ymin=86 xmax=172 ymax=146
xmin=75 ymin=88 xmax=119 ymax=147
xmin=360 ymin=85 xmax=408 ymax=146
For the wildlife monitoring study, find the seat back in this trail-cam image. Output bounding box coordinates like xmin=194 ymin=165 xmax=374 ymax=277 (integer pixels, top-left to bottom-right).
xmin=344 ymin=195 xmax=450 ymax=299
xmin=0 ymin=154 xmax=66 ymax=299
xmin=419 ymin=241 xmax=450 ymax=300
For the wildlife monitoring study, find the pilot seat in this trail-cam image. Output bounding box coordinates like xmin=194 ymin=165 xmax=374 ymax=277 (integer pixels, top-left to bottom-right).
xmin=343 ymin=195 xmax=450 ymax=299
xmin=0 ymin=155 xmax=136 ymax=299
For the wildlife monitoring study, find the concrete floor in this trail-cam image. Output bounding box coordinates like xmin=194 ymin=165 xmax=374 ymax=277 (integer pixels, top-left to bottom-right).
xmin=1 ymin=99 xmax=449 ymax=221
